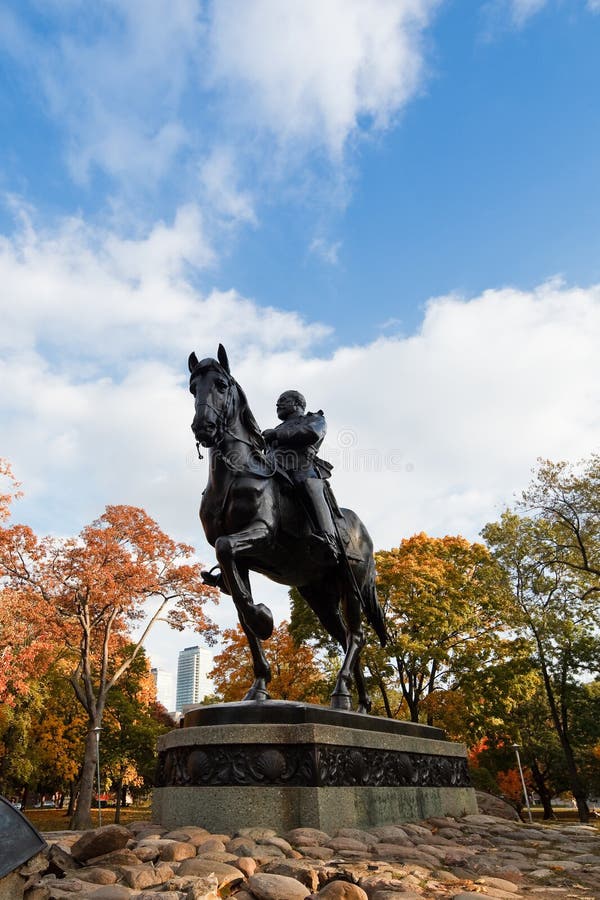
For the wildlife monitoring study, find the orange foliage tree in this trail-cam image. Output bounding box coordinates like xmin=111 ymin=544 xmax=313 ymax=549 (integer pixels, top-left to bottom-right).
xmin=497 ymin=767 xmax=531 ymax=807
xmin=373 ymin=533 xmax=510 ymax=724
xmin=0 ymin=459 xmax=22 ymax=521
xmin=0 ymin=501 xmax=217 ymax=828
xmin=0 ymin=462 xmax=56 ymax=706
xmin=210 ymin=621 xmax=326 ymax=704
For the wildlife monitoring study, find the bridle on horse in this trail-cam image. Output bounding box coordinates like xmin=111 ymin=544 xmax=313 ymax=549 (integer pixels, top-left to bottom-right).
xmin=191 ymin=366 xmax=269 ymax=468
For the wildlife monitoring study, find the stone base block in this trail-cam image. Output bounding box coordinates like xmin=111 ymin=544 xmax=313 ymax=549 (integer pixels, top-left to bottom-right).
xmin=153 ymin=784 xmax=477 ymax=833
xmin=152 ymin=701 xmax=477 ymax=832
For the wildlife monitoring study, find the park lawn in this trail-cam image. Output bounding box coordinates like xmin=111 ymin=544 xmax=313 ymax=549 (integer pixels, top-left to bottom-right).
xmin=23 ymin=804 xmax=153 ymax=832
xmin=22 ymin=803 xmax=600 ymax=834
xmin=530 ymin=807 xmax=600 ymax=828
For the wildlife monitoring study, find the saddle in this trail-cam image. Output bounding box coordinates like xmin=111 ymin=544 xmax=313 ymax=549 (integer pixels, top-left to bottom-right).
xmin=234 ymin=450 xmax=360 ymax=561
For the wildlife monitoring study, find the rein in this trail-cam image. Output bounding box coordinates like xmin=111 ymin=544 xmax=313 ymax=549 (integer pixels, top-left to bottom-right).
xmin=193 ymin=375 xmax=276 ymax=475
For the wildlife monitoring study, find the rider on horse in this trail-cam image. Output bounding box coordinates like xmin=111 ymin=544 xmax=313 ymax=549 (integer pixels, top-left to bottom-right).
xmin=262 ymin=390 xmax=340 ymax=563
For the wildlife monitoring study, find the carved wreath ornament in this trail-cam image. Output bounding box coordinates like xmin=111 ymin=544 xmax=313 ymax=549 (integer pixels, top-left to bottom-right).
xmin=156 ymin=743 xmax=470 ymax=789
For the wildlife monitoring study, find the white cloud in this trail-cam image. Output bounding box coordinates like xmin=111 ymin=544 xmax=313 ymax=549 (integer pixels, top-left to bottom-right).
xmin=309 ymin=237 xmax=342 ymax=266
xmin=207 ymin=0 xmax=440 ymax=158
xmin=0 ymin=200 xmax=328 ymax=370
xmin=1 ymin=0 xmax=442 ymax=200
xmin=3 ymin=207 xmax=600 ymax=668
xmin=198 ymin=147 xmax=258 ymax=227
xmin=0 ymin=1 xmax=201 ymax=185
xmin=508 ymin=0 xmax=548 ymax=26
xmin=240 ymin=278 xmax=600 ymax=552
xmin=487 ymin=0 xmax=600 ymax=28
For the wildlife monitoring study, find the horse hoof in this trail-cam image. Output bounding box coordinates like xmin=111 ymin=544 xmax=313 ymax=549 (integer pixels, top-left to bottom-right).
xmin=243 ymin=688 xmax=270 ymax=702
xmin=330 ymin=692 xmax=352 ymax=712
xmin=244 ymin=603 xmax=274 ymax=641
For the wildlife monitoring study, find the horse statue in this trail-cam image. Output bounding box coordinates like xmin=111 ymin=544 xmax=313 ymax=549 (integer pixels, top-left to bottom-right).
xmin=189 ymin=345 xmax=387 ymax=713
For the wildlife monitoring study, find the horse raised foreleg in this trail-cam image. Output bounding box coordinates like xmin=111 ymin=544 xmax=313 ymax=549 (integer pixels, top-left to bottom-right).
xmin=215 ymin=524 xmax=274 ymax=641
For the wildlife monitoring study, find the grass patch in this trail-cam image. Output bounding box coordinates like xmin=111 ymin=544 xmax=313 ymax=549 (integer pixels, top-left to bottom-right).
xmin=23 ymin=804 xmax=153 ymax=832
xmin=528 ymin=807 xmax=600 ymax=830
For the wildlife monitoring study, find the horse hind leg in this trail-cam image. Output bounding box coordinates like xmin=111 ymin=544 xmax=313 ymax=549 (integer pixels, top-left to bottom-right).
xmin=330 ymin=577 xmax=368 ymax=712
xmin=353 ymin=659 xmax=372 ymax=715
xmin=298 ymin=581 xmax=368 ymax=713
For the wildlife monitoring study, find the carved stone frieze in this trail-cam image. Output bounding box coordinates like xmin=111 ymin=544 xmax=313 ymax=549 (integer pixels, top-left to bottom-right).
xmin=155 ymin=743 xmax=471 ymax=789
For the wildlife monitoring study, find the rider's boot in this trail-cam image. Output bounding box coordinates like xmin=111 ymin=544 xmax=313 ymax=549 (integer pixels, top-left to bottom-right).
xmin=302 ymin=479 xmax=341 ymax=562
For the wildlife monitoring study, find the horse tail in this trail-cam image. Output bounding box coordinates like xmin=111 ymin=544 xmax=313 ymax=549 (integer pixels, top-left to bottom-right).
xmin=361 ymin=555 xmax=388 ymax=648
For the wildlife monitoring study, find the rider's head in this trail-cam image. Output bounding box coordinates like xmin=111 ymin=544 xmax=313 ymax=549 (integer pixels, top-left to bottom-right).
xmin=276 ymin=390 xmax=306 ymax=420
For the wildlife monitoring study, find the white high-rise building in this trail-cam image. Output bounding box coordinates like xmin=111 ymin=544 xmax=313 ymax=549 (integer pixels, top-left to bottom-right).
xmin=150 ymin=667 xmax=174 ymax=711
xmin=176 ymin=645 xmax=214 ymax=710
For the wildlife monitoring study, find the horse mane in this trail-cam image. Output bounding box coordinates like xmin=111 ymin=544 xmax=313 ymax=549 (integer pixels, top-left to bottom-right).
xmin=234 ymin=380 xmax=266 ymax=453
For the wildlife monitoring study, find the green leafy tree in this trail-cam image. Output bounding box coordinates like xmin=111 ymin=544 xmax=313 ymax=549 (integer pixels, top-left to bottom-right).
xmin=102 ymin=649 xmax=174 ymax=821
xmin=467 ymin=658 xmax=570 ymax=819
xmin=522 ymin=455 xmax=600 ymax=579
xmin=483 ymin=508 xmax=600 ymax=822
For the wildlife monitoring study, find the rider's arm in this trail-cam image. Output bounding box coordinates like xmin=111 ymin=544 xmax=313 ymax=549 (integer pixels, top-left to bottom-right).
xmin=275 ymin=413 xmax=326 ymax=448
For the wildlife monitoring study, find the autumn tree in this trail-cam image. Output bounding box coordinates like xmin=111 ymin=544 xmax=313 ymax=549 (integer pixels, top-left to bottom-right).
xmin=0 ymin=503 xmax=217 ymax=828
xmin=210 ymin=621 xmax=327 ymax=704
xmin=0 ymin=462 xmax=56 ymax=708
xmin=0 ymin=459 xmax=22 ymax=522
xmin=483 ymin=508 xmax=600 ymax=822
xmin=373 ymin=534 xmax=510 ymax=724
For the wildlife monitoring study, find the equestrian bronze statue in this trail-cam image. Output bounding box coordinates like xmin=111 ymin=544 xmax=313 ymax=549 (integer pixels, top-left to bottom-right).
xmin=188 ymin=345 xmax=387 ymax=713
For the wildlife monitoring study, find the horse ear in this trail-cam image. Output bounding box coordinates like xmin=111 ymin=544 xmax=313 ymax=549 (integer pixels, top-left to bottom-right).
xmin=217 ymin=344 xmax=231 ymax=374
xmin=188 ymin=352 xmax=199 ymax=374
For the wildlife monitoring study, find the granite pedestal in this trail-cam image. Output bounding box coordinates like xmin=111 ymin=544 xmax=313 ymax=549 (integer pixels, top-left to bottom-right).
xmin=152 ymin=702 xmax=477 ymax=832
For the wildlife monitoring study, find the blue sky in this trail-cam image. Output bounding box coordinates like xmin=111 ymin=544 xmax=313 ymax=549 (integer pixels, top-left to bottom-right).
xmin=2 ymin=0 xmax=600 ymax=682
xmin=2 ymin=0 xmax=600 ymax=343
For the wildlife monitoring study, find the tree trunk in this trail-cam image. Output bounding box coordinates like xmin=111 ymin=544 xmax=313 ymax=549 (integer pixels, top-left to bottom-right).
xmin=537 ymin=649 xmax=590 ymax=823
xmin=529 ymin=758 xmax=555 ymax=820
xmin=71 ymin=729 xmax=98 ymax=830
xmin=66 ymin=781 xmax=77 ymax=817
xmin=405 ymin=693 xmax=419 ymax=722
xmin=114 ymin=776 xmax=123 ymax=824
xmin=376 ymin=677 xmax=393 ymax=718
xmin=550 ymin=709 xmax=589 ymax=822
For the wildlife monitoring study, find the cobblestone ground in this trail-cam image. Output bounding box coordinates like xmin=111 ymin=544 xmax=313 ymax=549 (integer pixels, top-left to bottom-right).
xmin=10 ymin=813 xmax=600 ymax=900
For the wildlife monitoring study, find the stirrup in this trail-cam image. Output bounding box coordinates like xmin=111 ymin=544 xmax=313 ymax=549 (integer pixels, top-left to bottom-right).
xmin=201 ymin=565 xmax=222 ymax=588
xmin=311 ymin=532 xmax=340 ymax=562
